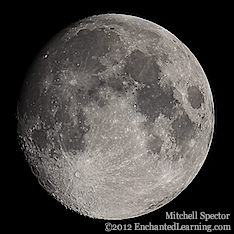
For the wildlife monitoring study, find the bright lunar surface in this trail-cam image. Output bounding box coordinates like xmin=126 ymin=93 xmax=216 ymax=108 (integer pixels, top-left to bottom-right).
xmin=17 ymin=14 xmax=214 ymax=220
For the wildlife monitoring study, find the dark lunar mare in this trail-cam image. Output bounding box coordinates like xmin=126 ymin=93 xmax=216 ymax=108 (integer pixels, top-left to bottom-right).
xmin=17 ymin=27 xmax=127 ymax=157
xmin=187 ymin=86 xmax=204 ymax=109
xmin=147 ymin=134 xmax=164 ymax=155
xmin=123 ymin=49 xmax=196 ymax=158
xmin=82 ymin=44 xmax=197 ymax=159
xmin=18 ymin=86 xmax=90 ymax=155
xmin=171 ymin=108 xmax=195 ymax=155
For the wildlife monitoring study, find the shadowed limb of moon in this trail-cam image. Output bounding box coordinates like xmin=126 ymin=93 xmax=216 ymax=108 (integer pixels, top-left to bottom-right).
xmin=17 ymin=14 xmax=214 ymax=220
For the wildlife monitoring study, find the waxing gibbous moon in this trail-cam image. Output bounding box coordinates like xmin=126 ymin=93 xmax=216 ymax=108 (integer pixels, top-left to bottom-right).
xmin=17 ymin=14 xmax=214 ymax=220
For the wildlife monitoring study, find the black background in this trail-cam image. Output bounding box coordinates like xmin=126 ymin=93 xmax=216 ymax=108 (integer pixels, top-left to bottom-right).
xmin=8 ymin=2 xmax=231 ymax=233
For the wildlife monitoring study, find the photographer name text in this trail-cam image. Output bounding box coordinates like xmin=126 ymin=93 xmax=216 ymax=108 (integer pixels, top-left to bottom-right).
xmin=166 ymin=211 xmax=230 ymax=221
xmin=105 ymin=211 xmax=231 ymax=232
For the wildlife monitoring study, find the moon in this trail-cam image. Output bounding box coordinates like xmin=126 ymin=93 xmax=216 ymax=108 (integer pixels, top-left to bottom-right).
xmin=17 ymin=14 xmax=214 ymax=220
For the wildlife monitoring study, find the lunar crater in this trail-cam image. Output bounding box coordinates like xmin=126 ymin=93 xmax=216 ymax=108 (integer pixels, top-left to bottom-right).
xmin=17 ymin=14 xmax=214 ymax=220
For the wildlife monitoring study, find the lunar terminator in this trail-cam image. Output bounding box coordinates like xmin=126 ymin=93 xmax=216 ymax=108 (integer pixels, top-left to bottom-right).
xmin=17 ymin=14 xmax=214 ymax=220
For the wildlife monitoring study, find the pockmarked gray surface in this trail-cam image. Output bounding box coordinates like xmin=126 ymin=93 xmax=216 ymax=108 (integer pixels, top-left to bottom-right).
xmin=17 ymin=14 xmax=214 ymax=220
